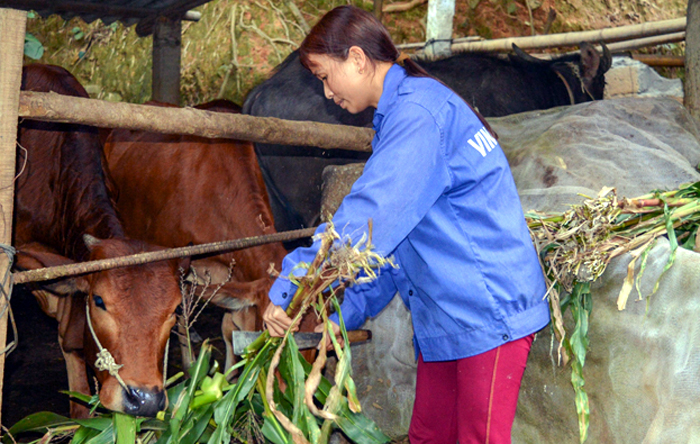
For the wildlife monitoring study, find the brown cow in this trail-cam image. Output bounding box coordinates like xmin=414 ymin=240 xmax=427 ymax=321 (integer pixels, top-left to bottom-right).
xmin=102 ymin=100 xmax=297 ymax=370
xmin=14 ymin=64 xmax=185 ymax=418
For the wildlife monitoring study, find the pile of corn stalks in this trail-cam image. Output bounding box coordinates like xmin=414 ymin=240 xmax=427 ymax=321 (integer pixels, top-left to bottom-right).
xmin=3 ymin=222 xmax=392 ymax=444
xmin=525 ymin=181 xmax=700 ymax=443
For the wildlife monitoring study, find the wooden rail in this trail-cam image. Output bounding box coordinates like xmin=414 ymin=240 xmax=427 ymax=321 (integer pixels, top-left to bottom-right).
xmin=13 ymin=228 xmax=316 ymax=285
xmin=18 ymin=91 xmax=375 ymax=152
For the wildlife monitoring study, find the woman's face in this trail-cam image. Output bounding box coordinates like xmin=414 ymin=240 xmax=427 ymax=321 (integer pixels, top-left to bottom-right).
xmin=307 ymin=51 xmax=374 ymax=114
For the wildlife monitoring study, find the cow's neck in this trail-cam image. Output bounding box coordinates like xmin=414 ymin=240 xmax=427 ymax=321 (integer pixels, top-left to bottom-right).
xmin=57 ymin=131 xmax=126 ymax=261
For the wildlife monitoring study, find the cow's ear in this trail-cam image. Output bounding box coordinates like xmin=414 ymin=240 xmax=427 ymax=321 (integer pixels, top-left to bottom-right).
xmin=83 ymin=234 xmax=102 ymax=251
xmin=16 ymin=243 xmax=74 ymax=270
xmin=42 ymin=275 xmax=90 ymax=296
xmin=15 ymin=243 xmax=87 ymax=296
xmin=178 ymin=256 xmax=192 ymax=274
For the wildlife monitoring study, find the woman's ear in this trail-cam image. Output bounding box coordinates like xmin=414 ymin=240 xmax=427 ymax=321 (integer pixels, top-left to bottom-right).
xmin=348 ymin=46 xmax=367 ymax=73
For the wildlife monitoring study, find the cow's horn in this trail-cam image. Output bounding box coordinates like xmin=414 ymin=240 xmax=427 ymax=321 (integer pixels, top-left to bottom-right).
xmin=83 ymin=233 xmax=102 ymax=249
xmin=512 ymin=44 xmax=546 ymax=64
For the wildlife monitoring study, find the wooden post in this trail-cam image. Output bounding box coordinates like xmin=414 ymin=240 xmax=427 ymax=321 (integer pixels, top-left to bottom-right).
xmin=373 ymin=0 xmax=384 ymax=22
xmin=0 ymin=6 xmax=25 ymax=426
xmin=152 ymin=16 xmax=181 ymax=105
xmin=425 ymin=0 xmax=454 ymax=58
xmin=686 ymin=0 xmax=700 ymax=117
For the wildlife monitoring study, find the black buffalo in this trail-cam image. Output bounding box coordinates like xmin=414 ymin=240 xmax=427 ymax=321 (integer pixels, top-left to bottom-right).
xmin=242 ymin=43 xmax=612 ymax=235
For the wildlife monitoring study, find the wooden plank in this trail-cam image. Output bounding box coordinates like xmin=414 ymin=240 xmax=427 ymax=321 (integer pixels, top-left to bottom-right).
xmin=18 ymin=91 xmax=375 ymax=152
xmin=0 ymin=6 xmax=25 ymax=426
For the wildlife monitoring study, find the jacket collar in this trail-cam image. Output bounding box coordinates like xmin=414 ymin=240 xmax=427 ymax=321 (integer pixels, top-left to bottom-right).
xmin=373 ymin=64 xmax=408 ymax=131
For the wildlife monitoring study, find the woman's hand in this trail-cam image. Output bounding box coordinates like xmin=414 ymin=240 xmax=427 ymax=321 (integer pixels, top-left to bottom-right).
xmin=263 ymin=302 xmax=298 ymax=337
xmin=315 ymin=320 xmax=343 ymax=351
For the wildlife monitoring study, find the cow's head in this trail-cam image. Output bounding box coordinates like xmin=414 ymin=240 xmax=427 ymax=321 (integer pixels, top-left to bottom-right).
xmin=80 ymin=235 xmax=185 ymax=417
xmin=17 ymin=236 xmax=186 ymax=417
xmin=512 ymin=42 xmax=612 ymax=104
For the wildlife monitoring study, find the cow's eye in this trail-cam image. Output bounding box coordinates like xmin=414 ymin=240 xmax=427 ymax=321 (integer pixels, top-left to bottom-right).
xmin=93 ymin=295 xmax=106 ymax=310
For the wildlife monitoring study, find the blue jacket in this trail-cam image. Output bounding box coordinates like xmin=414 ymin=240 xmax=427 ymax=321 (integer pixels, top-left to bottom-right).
xmin=269 ymin=64 xmax=550 ymax=362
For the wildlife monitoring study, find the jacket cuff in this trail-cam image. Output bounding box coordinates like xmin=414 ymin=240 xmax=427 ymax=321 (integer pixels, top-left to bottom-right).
xmin=330 ymin=298 xmax=366 ymax=331
xmin=268 ymin=277 xmax=297 ymax=311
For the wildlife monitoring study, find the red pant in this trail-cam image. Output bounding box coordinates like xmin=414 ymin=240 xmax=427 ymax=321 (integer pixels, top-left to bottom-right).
xmin=409 ymin=334 xmax=534 ymax=444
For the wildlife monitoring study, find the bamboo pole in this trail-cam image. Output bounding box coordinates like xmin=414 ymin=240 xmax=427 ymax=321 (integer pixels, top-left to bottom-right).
xmin=18 ymin=91 xmax=375 ymax=152
xmin=529 ymin=32 xmax=686 ymax=60
xmin=449 ymin=17 xmax=686 ymax=53
xmin=606 ymin=31 xmax=685 ymax=53
xmin=631 ymin=54 xmax=685 ymax=67
xmin=0 ymin=6 xmax=26 ymax=426
xmin=13 ymin=228 xmax=316 ymax=285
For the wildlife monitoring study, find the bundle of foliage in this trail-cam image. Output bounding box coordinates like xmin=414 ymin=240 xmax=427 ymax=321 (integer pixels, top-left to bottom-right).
xmin=526 ymin=181 xmax=700 ymax=443
xmin=3 ymin=222 xmax=392 ymax=444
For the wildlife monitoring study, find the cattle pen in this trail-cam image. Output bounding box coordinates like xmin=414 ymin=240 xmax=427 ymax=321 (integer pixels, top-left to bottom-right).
xmin=0 ymin=1 xmax=691 ymax=429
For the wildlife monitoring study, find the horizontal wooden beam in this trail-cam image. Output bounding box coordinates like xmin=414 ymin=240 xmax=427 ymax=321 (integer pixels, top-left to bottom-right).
xmin=18 ymin=91 xmax=374 ymax=152
xmin=13 ymin=227 xmax=316 ymax=284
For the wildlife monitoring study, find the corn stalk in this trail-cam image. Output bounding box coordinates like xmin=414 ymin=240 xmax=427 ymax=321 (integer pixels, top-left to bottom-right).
xmin=526 ymin=181 xmax=700 ymax=443
xmin=3 ymin=222 xmax=392 ymax=444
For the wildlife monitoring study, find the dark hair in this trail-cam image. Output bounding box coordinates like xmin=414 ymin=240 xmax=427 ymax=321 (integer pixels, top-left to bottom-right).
xmin=299 ymin=5 xmax=427 ymax=77
xmin=299 ymin=5 xmax=496 ymax=138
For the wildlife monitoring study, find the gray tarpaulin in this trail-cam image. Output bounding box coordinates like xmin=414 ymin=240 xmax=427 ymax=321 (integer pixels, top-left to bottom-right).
xmin=321 ymin=97 xmax=700 ymax=442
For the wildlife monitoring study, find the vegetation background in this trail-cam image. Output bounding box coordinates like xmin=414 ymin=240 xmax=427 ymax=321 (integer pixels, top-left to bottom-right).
xmin=24 ymin=0 xmax=688 ymax=108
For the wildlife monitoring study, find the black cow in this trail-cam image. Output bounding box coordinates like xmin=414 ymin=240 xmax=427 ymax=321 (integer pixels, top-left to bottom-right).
xmin=421 ymin=42 xmax=611 ymax=117
xmin=242 ymin=43 xmax=611 ymax=235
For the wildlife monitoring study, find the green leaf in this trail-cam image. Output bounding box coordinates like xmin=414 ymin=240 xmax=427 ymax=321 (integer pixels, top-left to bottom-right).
xmin=568 ymin=284 xmax=590 ymax=368
xmin=649 ymin=202 xmax=678 ymax=296
xmin=187 ymin=341 xmax=213 ymax=401
xmin=139 ymin=418 xmax=168 ymax=432
xmin=85 ymin=423 xmax=115 ymax=444
xmin=178 ymin=404 xmax=215 ymax=444
xmin=74 ymin=417 xmax=113 ymax=431
xmin=281 ymin=336 xmax=310 ymax=430
xmin=113 ymin=413 xmax=136 ymax=444
xmin=571 ymin=361 xmax=590 ymax=443
xmin=61 ymin=390 xmax=94 ymax=404
xmin=261 ymin=414 xmax=290 ymax=444
xmin=24 ymin=33 xmax=44 ymax=59
xmin=71 ymin=425 xmax=100 ymax=444
xmin=335 ymin=402 xmax=390 ymax=444
xmin=4 ymin=411 xmax=73 ymax=442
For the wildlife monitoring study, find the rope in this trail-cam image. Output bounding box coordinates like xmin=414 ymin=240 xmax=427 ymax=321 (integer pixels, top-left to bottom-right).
xmin=554 ymin=70 xmax=576 ymax=106
xmin=163 ymin=336 xmax=170 ymax=386
xmin=85 ymin=294 xmax=128 ymax=391
xmin=0 ymin=243 xmax=17 ymax=357
xmin=86 ymin=295 xmax=174 ymax=393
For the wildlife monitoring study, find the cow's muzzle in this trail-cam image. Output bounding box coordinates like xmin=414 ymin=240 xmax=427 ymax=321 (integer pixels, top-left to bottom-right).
xmin=122 ymin=386 xmax=166 ymax=417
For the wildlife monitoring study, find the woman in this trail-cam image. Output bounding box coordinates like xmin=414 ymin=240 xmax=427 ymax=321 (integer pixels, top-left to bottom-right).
xmin=263 ymin=5 xmax=550 ymax=443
